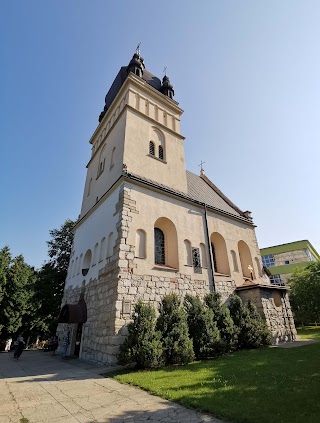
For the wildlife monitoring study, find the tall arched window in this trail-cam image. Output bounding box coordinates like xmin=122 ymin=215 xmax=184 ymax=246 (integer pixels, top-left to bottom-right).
xmin=238 ymin=240 xmax=255 ymax=279
xmin=70 ymin=260 xmax=74 ymax=278
xmin=87 ymin=178 xmax=92 ymax=196
xmin=154 ymin=217 xmax=179 ymax=269
xmin=210 ymin=232 xmax=230 ymax=275
xmin=93 ymin=242 xmax=99 ymax=265
xmin=154 ymin=227 xmax=165 ymax=265
xmin=74 ymin=257 xmax=78 ymax=276
xmin=98 ymin=144 xmax=106 ymax=177
xmin=149 ymin=141 xmax=155 ymax=156
xmin=184 ymin=240 xmax=192 ymax=266
xmin=200 ymin=243 xmax=207 ymax=268
xmin=135 ymin=229 xmax=146 ymax=258
xmin=110 ymin=147 xmax=116 ymax=169
xmin=231 ymin=250 xmax=239 ymax=272
xmin=107 ymin=232 xmax=114 ymax=258
xmin=99 ymin=237 xmax=106 ymax=262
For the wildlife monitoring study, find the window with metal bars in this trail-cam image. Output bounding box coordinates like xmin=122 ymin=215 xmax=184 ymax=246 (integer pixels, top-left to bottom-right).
xmin=149 ymin=141 xmax=155 ymax=156
xmin=192 ymin=247 xmax=202 ymax=273
xmin=159 ymin=145 xmax=164 ymax=160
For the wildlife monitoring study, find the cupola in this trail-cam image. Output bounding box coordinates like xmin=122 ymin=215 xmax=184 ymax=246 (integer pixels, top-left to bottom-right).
xmin=160 ymin=74 xmax=174 ymax=99
xmin=127 ymin=51 xmax=145 ymax=78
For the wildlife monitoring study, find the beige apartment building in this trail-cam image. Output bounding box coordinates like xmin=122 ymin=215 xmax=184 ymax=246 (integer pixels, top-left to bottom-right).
xmin=57 ymin=51 xmax=296 ymax=364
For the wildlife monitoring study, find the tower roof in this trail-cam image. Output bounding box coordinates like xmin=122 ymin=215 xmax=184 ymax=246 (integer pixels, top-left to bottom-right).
xmin=99 ymin=53 xmax=174 ymax=122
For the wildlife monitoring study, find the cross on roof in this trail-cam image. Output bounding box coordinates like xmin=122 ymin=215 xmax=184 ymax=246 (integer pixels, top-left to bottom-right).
xmin=136 ymin=42 xmax=141 ymax=55
xmin=163 ymin=66 xmax=167 ymax=76
xmin=199 ymin=160 xmax=205 ymax=173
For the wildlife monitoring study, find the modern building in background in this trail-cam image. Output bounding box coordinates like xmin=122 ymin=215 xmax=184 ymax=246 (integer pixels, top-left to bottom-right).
xmin=260 ymin=240 xmax=320 ymax=286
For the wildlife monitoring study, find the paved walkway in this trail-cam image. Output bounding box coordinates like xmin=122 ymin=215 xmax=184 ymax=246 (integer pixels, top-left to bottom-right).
xmin=0 ymin=351 xmax=224 ymax=423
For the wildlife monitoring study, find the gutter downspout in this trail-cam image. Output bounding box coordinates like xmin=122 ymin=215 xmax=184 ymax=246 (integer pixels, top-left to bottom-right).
xmin=204 ymin=204 xmax=215 ymax=292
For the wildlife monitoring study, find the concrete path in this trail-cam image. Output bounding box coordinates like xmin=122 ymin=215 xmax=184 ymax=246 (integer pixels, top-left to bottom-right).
xmin=0 ymin=351 xmax=224 ymax=423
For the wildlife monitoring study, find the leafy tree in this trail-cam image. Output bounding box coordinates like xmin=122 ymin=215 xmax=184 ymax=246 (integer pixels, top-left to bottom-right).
xmin=0 ymin=248 xmax=37 ymax=335
xmin=205 ymin=292 xmax=238 ymax=352
xmin=47 ymin=219 xmax=75 ymax=275
xmin=157 ymin=293 xmax=194 ymax=365
xmin=118 ymin=301 xmax=163 ymax=369
xmin=288 ymin=261 xmax=320 ymax=324
xmin=184 ymin=294 xmax=220 ymax=359
xmin=228 ymin=295 xmax=270 ymax=349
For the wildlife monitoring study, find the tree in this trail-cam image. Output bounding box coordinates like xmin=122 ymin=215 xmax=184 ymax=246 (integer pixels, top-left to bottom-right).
xmin=47 ymin=219 xmax=75 ymax=276
xmin=0 ymin=248 xmax=37 ymax=335
xmin=184 ymin=294 xmax=220 ymax=359
xmin=288 ymin=261 xmax=320 ymax=324
xmin=117 ymin=301 xmax=163 ymax=369
xmin=204 ymin=292 xmax=238 ymax=353
xmin=157 ymin=293 xmax=194 ymax=365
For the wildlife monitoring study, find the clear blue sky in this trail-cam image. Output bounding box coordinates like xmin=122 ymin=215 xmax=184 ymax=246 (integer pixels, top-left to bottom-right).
xmin=1 ymin=1 xmax=320 ymax=268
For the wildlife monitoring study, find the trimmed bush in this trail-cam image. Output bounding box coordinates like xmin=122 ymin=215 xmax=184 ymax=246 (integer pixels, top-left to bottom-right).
xmin=157 ymin=293 xmax=194 ymax=365
xmin=117 ymin=300 xmax=163 ymax=369
xmin=184 ymin=294 xmax=220 ymax=359
xmin=228 ymin=295 xmax=271 ymax=349
xmin=205 ymin=292 xmax=238 ymax=352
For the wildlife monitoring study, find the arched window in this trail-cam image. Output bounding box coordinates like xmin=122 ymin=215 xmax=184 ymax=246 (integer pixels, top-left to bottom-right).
xmin=110 ymin=147 xmax=116 ymax=169
xmin=200 ymin=243 xmax=207 ymax=268
xmin=70 ymin=260 xmax=74 ymax=278
xmin=135 ymin=229 xmax=146 ymax=258
xmin=154 ymin=228 xmax=165 ymax=265
xmin=82 ymin=249 xmax=92 ymax=276
xmin=231 ymin=250 xmax=239 ymax=272
xmin=97 ymin=144 xmax=106 ymax=177
xmin=210 ymin=232 xmax=230 ymax=275
xmin=87 ymin=178 xmax=92 ymax=196
xmin=107 ymin=232 xmax=114 ymax=258
xmin=154 ymin=217 xmax=179 ymax=269
xmin=99 ymin=237 xmax=106 ymax=262
xmin=74 ymin=257 xmax=78 ymax=276
xmin=92 ymin=243 xmax=99 ymax=265
xmin=149 ymin=141 xmax=155 ymax=156
xmin=184 ymin=240 xmax=192 ymax=266
xmin=255 ymin=257 xmax=263 ymax=277
xmin=159 ymin=145 xmax=164 ymax=160
xmin=238 ymin=240 xmax=255 ymax=279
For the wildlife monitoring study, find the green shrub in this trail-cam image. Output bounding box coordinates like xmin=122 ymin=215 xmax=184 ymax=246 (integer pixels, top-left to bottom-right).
xmin=117 ymin=300 xmax=163 ymax=369
xmin=157 ymin=293 xmax=194 ymax=365
xmin=205 ymin=292 xmax=238 ymax=352
xmin=184 ymin=294 xmax=220 ymax=359
xmin=228 ymin=295 xmax=271 ymax=349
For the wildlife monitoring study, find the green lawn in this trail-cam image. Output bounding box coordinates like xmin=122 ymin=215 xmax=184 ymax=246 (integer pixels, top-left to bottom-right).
xmin=111 ymin=327 xmax=320 ymax=423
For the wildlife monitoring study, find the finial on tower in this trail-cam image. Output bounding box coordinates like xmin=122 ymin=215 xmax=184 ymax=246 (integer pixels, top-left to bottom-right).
xmin=136 ymin=42 xmax=141 ymax=56
xmin=163 ymin=66 xmax=167 ymax=76
xmin=199 ymin=160 xmax=205 ymax=175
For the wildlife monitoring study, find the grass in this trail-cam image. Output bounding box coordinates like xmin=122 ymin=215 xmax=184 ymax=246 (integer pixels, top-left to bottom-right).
xmin=111 ymin=327 xmax=320 ymax=423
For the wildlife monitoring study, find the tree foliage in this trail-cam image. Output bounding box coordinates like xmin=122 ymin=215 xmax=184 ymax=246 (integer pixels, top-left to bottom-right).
xmin=288 ymin=261 xmax=320 ymax=324
xmin=204 ymin=292 xmax=238 ymax=353
xmin=157 ymin=293 xmax=194 ymax=365
xmin=117 ymin=301 xmax=164 ymax=368
xmin=47 ymin=219 xmax=75 ymax=275
xmin=184 ymin=294 xmax=220 ymax=359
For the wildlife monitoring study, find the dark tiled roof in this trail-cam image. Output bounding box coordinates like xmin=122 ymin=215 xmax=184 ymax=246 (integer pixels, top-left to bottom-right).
xmin=186 ymin=171 xmax=243 ymax=217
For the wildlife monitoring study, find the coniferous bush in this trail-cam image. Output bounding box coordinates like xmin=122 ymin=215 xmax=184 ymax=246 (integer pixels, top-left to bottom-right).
xmin=157 ymin=293 xmax=194 ymax=365
xmin=184 ymin=294 xmax=221 ymax=359
xmin=228 ymin=295 xmax=271 ymax=349
xmin=117 ymin=300 xmax=164 ymax=369
xmin=204 ymin=292 xmax=238 ymax=353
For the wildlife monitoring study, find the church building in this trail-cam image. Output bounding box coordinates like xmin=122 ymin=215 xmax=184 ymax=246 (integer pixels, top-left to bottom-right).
xmin=57 ymin=50 xmax=296 ymax=363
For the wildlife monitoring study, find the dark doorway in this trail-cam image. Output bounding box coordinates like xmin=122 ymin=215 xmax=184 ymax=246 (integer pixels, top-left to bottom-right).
xmin=74 ymin=323 xmax=83 ymax=357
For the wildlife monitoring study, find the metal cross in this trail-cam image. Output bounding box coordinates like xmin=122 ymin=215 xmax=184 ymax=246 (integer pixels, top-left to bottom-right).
xmin=199 ymin=160 xmax=205 ymax=173
xmin=163 ymin=66 xmax=167 ymax=76
xmin=136 ymin=42 xmax=141 ymax=55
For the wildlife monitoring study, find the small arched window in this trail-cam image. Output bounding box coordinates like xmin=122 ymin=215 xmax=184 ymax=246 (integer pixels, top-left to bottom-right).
xmin=70 ymin=260 xmax=74 ymax=278
xmin=149 ymin=141 xmax=155 ymax=156
xmin=135 ymin=229 xmax=146 ymax=258
xmin=107 ymin=232 xmax=114 ymax=258
xmin=184 ymin=240 xmax=192 ymax=266
xmin=87 ymin=178 xmax=92 ymax=196
xmin=200 ymin=243 xmax=207 ymax=268
xmin=93 ymin=243 xmax=99 ymax=265
xmin=110 ymin=147 xmax=116 ymax=169
xmin=154 ymin=227 xmax=165 ymax=265
xmin=159 ymin=145 xmax=164 ymax=160
xmin=231 ymin=250 xmax=239 ymax=272
xmin=99 ymin=238 xmax=106 ymax=262
xmin=98 ymin=144 xmax=106 ymax=177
